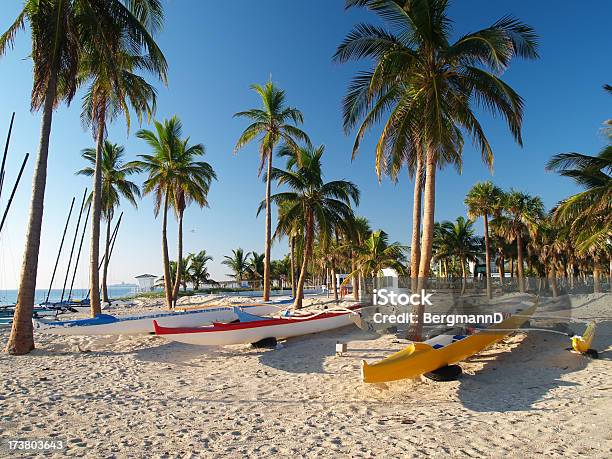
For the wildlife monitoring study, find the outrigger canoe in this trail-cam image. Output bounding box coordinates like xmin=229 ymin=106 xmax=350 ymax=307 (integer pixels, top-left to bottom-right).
xmin=33 ymin=301 xmax=289 ymax=336
xmin=361 ymin=301 xmax=537 ymax=383
xmin=153 ymin=305 xmax=360 ymax=346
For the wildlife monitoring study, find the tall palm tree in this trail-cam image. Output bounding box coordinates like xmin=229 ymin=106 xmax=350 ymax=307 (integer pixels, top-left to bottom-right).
xmin=347 ymin=230 xmax=407 ymax=283
xmin=77 ymin=141 xmax=141 ymax=304
xmin=1 ymin=1 xmax=81 ymax=354
xmin=465 ymin=181 xmax=503 ymax=298
xmin=78 ymin=3 xmax=166 ymax=316
xmin=268 ymin=145 xmax=359 ymax=308
xmin=168 ymin=141 xmax=215 ymax=306
xmin=334 ymin=0 xmax=538 ymax=315
xmin=233 ymin=81 xmax=310 ymax=302
xmin=222 ymin=248 xmax=252 ymax=282
xmin=492 ymin=191 xmax=544 ymax=293
xmin=2 ymin=0 xmax=165 ymax=353
xmin=136 ymin=117 xmax=215 ymax=308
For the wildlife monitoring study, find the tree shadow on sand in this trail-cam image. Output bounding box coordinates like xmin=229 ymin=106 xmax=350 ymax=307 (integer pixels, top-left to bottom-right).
xmin=258 ymin=326 xmax=378 ymax=375
xmin=457 ymin=320 xmax=611 ymax=412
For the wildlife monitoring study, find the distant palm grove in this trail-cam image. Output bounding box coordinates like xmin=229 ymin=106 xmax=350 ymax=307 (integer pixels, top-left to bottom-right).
xmin=2 ymin=0 xmax=610 ymax=354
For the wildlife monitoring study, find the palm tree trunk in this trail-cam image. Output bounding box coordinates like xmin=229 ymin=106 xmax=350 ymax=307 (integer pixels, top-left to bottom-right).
xmin=411 ymin=148 xmax=436 ymax=340
xmin=410 ymin=154 xmax=422 ymax=292
xmin=294 ymin=210 xmax=313 ymax=309
xmin=89 ymin=117 xmax=106 ymax=317
xmin=352 ymin=251 xmax=359 ymax=301
xmin=517 ymin=233 xmax=525 ymax=293
xmin=499 ymin=254 xmax=505 ymax=288
xmin=417 ymin=148 xmax=436 ymax=283
xmin=263 ymin=150 xmax=273 ymax=302
xmin=483 ymin=214 xmax=492 ymax=299
xmin=161 ymin=191 xmax=173 ymax=309
xmin=172 ymin=210 xmax=184 ymax=307
xmin=101 ymin=215 xmax=112 ymax=304
xmin=290 ymin=236 xmax=296 ymax=298
xmin=593 ymin=266 xmax=601 ymax=293
xmin=461 ymin=259 xmax=466 ymax=295
xmin=331 ymin=258 xmax=338 ymax=302
xmin=548 ymin=267 xmax=558 ymax=298
xmin=6 ymin=72 xmax=57 ymax=355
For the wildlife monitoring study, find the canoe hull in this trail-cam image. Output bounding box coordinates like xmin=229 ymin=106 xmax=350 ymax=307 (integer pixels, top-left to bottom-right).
xmin=154 ymin=310 xmax=356 ymax=346
xmin=34 ymin=304 xmax=281 ymax=336
xmin=362 ymin=302 xmax=537 ymax=383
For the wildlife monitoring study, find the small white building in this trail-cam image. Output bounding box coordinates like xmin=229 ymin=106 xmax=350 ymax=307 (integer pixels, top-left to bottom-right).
xmin=135 ymin=274 xmax=157 ymax=292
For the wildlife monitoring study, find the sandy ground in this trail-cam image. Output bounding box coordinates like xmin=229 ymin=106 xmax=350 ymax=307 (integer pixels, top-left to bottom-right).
xmin=0 ymin=293 xmax=610 ymax=458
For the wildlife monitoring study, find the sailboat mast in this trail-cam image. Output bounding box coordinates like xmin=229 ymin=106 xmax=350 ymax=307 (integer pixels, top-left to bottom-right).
xmin=0 ymin=153 xmax=30 ymax=235
xmin=67 ymin=202 xmax=91 ymax=302
xmin=0 ymin=112 xmax=15 ymax=200
xmin=60 ymin=188 xmax=88 ymax=303
xmin=44 ymin=197 xmax=76 ymax=304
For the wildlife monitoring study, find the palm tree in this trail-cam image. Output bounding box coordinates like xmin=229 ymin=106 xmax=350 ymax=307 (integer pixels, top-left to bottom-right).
xmin=345 ymin=216 xmax=372 ymax=300
xmin=465 ymin=181 xmax=503 ymax=298
xmin=547 ymin=144 xmax=611 ymax=291
xmin=223 ymin=248 xmax=252 ymax=282
xmin=168 ymin=142 xmax=215 ymax=306
xmin=187 ymin=250 xmax=213 ymax=290
xmin=273 ymin=200 xmax=304 ymax=298
xmin=1 ymin=1 xmax=81 ymax=354
xmin=233 ymin=81 xmax=310 ymax=302
xmin=249 ymin=252 xmax=266 ymax=281
xmin=1 ymin=0 xmax=164 ymax=354
xmin=335 ymin=0 xmax=538 ymax=312
xmin=433 ymin=217 xmax=481 ymax=281
xmin=78 ymin=1 xmax=166 ymax=317
xmin=492 ymin=191 xmax=544 ymax=293
xmin=268 ymin=145 xmax=359 ymax=308
xmin=77 ymin=141 xmax=141 ymax=304
xmin=347 ymin=230 xmax=407 ymax=284
xmin=136 ymin=117 xmax=215 ymax=308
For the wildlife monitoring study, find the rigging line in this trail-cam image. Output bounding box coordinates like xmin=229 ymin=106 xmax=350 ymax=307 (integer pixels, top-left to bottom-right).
xmin=0 ymin=112 xmax=15 ymax=200
xmin=98 ymin=212 xmax=123 ymax=271
xmin=0 ymin=153 xmax=30 ymax=235
xmin=67 ymin=202 xmax=91 ymax=302
xmin=60 ymin=188 xmax=88 ymax=304
xmin=45 ymin=196 xmax=76 ymax=304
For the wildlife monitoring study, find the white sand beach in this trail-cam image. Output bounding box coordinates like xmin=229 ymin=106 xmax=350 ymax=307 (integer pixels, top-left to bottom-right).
xmin=0 ymin=293 xmax=610 ymax=458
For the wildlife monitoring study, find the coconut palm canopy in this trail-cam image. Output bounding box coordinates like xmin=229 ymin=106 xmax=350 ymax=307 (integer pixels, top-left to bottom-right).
xmin=267 ymin=144 xmax=360 ymax=307
xmin=77 ymin=141 xmax=142 ymax=219
xmin=546 ymin=146 xmax=612 ymax=252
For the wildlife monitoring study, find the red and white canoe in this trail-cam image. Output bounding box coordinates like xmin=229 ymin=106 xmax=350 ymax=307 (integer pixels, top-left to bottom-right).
xmin=153 ymin=306 xmax=360 ymax=346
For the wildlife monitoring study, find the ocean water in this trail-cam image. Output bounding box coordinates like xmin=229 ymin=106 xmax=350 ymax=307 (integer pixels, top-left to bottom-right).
xmin=0 ymin=286 xmax=137 ymax=306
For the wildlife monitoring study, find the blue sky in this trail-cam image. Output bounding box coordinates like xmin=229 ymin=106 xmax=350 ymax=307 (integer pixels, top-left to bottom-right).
xmin=0 ymin=1 xmax=610 ymax=290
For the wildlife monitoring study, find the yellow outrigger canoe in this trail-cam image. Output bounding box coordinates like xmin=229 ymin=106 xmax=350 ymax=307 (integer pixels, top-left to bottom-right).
xmin=361 ymin=302 xmax=537 ymax=383
xmin=571 ymin=321 xmax=596 ymax=354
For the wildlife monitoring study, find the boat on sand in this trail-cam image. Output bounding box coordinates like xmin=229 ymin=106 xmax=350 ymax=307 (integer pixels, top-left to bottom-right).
xmin=153 ymin=305 xmax=360 ymax=346
xmin=33 ymin=301 xmax=288 ymax=336
xmin=361 ymin=301 xmax=537 ymax=383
